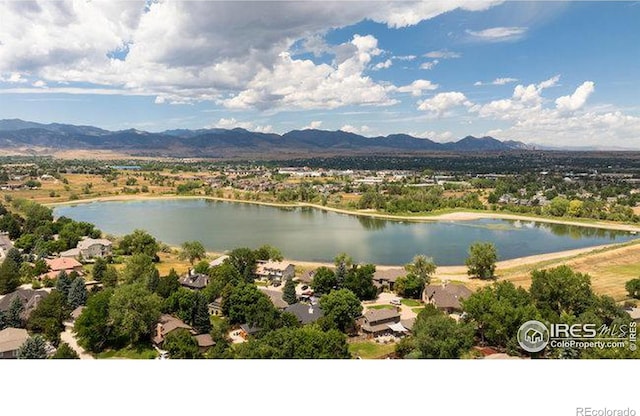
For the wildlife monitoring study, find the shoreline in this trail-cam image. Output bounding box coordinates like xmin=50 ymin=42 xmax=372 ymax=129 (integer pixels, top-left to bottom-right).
xmin=45 ymin=193 xmax=640 ymax=233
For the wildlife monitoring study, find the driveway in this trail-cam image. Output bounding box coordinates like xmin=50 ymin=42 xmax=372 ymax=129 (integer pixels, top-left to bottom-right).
xmin=60 ymin=327 xmax=95 ymax=359
xmin=363 ymin=292 xmax=420 ymax=320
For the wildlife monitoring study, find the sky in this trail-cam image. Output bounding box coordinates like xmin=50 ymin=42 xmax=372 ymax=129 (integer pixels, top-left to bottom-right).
xmin=0 ymin=0 xmax=639 ymax=148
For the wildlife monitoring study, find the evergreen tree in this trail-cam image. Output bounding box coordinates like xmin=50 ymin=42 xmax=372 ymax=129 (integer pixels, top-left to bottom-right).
xmin=55 ymin=271 xmax=73 ymax=300
xmin=52 ymin=342 xmax=79 ymax=359
xmin=192 ymin=292 xmax=212 ymax=334
xmin=283 ymin=278 xmax=297 ymax=305
xmin=17 ymin=335 xmax=48 ymax=359
xmin=0 ymin=310 xmax=5 ymax=330
xmin=92 ymin=257 xmax=107 ymax=282
xmin=68 ymin=277 xmax=88 ymax=309
xmin=7 ymin=295 xmax=24 ymax=328
xmin=0 ymin=248 xmax=22 ymax=295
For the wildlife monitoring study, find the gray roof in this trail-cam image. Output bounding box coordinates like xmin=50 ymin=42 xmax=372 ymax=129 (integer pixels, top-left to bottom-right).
xmin=0 ymin=328 xmax=29 ymax=354
xmin=284 ymin=303 xmax=324 ymax=325
xmin=77 ymin=238 xmax=112 ymax=250
xmin=258 ymin=288 xmax=288 ymax=309
xmin=0 ymin=234 xmax=13 ymax=251
xmin=180 ymin=273 xmax=209 ymax=289
xmin=373 ymin=268 xmax=405 ymax=283
xmin=0 ymin=288 xmax=50 ymax=320
xmin=239 ymin=324 xmax=261 ymax=336
xmin=363 ymin=308 xmax=400 ymax=325
xmin=423 ymin=283 xmax=473 ymax=310
xmin=194 ymin=334 xmax=215 ymax=348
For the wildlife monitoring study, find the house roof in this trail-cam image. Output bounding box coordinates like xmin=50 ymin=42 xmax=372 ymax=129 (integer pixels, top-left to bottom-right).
xmin=284 ymin=303 xmax=324 ymax=325
xmin=256 ymin=261 xmax=294 ymax=274
xmin=0 ymin=288 xmax=49 ymax=318
xmin=387 ymin=322 xmax=408 ymax=333
xmin=46 ymin=257 xmax=82 ymax=272
xmin=77 ymin=238 xmax=112 ymax=250
xmin=373 ymin=268 xmax=405 ymax=283
xmin=59 ymin=248 xmax=81 ymax=258
xmin=179 ymin=273 xmax=209 ymax=289
xmin=239 ymin=324 xmax=261 ymax=335
xmin=70 ymin=306 xmax=85 ymax=320
xmin=194 ymin=334 xmax=215 ymax=348
xmin=400 ymin=318 xmax=416 ymax=331
xmin=424 ymin=283 xmax=473 ymax=310
xmin=209 ymin=255 xmax=229 ymax=268
xmin=258 ymin=288 xmax=288 ymax=309
xmin=157 ymin=314 xmax=193 ymax=337
xmin=0 ymin=327 xmax=29 ymax=354
xmin=363 ymin=308 xmax=400 ymax=325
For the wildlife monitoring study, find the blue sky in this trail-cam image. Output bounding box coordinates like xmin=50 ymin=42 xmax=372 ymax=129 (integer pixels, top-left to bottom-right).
xmin=0 ymin=1 xmax=639 ymax=148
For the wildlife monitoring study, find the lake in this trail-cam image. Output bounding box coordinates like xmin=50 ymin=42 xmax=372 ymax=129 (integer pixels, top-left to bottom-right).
xmin=53 ymin=199 xmax=636 ymax=266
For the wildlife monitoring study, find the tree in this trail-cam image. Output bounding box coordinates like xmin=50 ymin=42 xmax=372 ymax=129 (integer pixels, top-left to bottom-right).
xmin=235 ymin=326 xmax=350 ymax=359
xmin=193 ymin=260 xmax=210 ymax=275
xmin=27 ymin=290 xmax=68 ymax=345
xmin=7 ymin=295 xmax=25 ymax=328
xmin=465 ymin=242 xmax=498 ymax=279
xmin=413 ymin=309 xmax=474 ymax=359
xmin=192 ymin=292 xmax=211 ymax=334
xmin=462 ymin=281 xmax=540 ymax=349
xmin=343 ymin=264 xmax=377 ymax=300
xmin=625 ymin=278 xmax=640 ymax=299
xmin=179 ymin=241 xmax=206 ymax=265
xmin=254 ymin=244 xmax=283 ymax=261
xmin=395 ymin=273 xmax=425 ymax=299
xmin=530 ymin=266 xmax=594 ymax=320
xmin=52 ymin=342 xmax=79 ymax=359
xmin=163 ymin=328 xmax=201 ymax=359
xmin=334 ymin=253 xmax=352 ymax=287
xmin=311 ymin=267 xmax=337 ymax=294
xmin=109 ymin=284 xmax=162 ymax=346
xmin=283 ymin=278 xmax=297 ymax=305
xmin=119 ymin=229 xmax=160 ymax=259
xmin=67 ymin=277 xmax=88 ymax=309
xmin=74 ymin=289 xmax=114 ymax=353
xmin=0 ymin=248 xmax=22 ymax=294
xmin=157 ymin=269 xmax=181 ymax=299
xmin=0 ymin=310 xmax=6 ymax=330
xmin=121 ymin=253 xmax=160 ymax=291
xmin=404 ymin=255 xmax=436 ymax=285
xmin=228 ymin=247 xmax=257 ymax=283
xmin=319 ymin=289 xmax=363 ymax=332
xmin=92 ymin=257 xmax=107 ymax=282
xmin=17 ymin=335 xmax=48 ymax=359
xmin=101 ymin=265 xmax=119 ymax=288
xmin=55 ymin=270 xmax=73 ymax=300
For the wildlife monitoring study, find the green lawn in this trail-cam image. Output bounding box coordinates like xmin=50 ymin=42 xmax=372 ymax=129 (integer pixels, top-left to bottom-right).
xmin=412 ymin=307 xmax=425 ymax=314
xmin=349 ymin=341 xmax=396 ymax=359
xmin=400 ymin=299 xmax=422 ymax=307
xmin=366 ymin=304 xmax=396 ymax=310
xmin=96 ymin=345 xmax=158 ymax=359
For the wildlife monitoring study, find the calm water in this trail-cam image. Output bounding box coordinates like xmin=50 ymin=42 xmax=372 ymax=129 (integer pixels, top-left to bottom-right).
xmin=53 ymin=199 xmax=636 ymax=266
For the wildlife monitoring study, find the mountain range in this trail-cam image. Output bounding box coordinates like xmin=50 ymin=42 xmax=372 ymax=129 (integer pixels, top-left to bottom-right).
xmin=0 ymin=118 xmax=536 ymax=158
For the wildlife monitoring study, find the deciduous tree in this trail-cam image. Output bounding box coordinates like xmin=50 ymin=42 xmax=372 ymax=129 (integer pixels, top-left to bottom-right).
xmin=465 ymin=242 xmax=498 ymax=279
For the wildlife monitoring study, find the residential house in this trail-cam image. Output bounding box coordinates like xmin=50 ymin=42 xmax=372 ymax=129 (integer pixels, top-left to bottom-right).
xmin=238 ymin=323 xmax=261 ymax=339
xmin=60 ymin=237 xmax=112 ymax=260
xmin=284 ymin=303 xmax=324 ymax=325
xmin=0 ymin=328 xmax=29 ymax=359
xmin=40 ymin=257 xmax=83 ymax=280
xmin=209 ymin=255 xmax=229 ymax=268
xmin=360 ymin=308 xmax=407 ymax=337
xmin=423 ymin=283 xmax=473 ymax=314
xmin=0 ymin=233 xmax=13 ymax=261
xmin=208 ymin=297 xmax=223 ymax=316
xmin=255 ymin=260 xmax=295 ymax=283
xmin=152 ymin=314 xmax=194 ymax=346
xmin=258 ymin=287 xmax=288 ymax=310
xmin=193 ymin=334 xmax=215 ymax=353
xmin=0 ymin=288 xmax=50 ymax=321
xmin=179 ymin=270 xmax=209 ymax=290
xmin=372 ymin=268 xmax=405 ymax=292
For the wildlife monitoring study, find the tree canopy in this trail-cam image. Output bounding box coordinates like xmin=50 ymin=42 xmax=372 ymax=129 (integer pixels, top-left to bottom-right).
xmin=465 ymin=242 xmax=498 ymax=279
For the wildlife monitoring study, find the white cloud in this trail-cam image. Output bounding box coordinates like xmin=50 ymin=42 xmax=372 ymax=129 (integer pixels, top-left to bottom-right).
xmin=417 ymin=92 xmax=472 ymax=115
xmin=420 ymin=60 xmax=439 ymax=70
xmin=466 ymin=26 xmax=527 ymax=42
xmin=396 ymin=79 xmax=439 ymax=96
xmin=1 ymin=72 xmax=28 ymax=83
xmin=32 ymin=80 xmax=47 ymax=88
xmin=424 ymin=50 xmax=461 ymax=59
xmin=372 ymin=59 xmax=393 ymax=70
xmin=211 ymin=117 xmax=272 ymax=133
xmin=475 ymin=77 xmax=518 ymax=86
xmin=393 ymin=55 xmax=416 ymax=61
xmin=410 ymin=130 xmax=454 ymax=142
xmin=555 ymin=81 xmax=595 ymax=112
xmin=340 ymin=124 xmax=371 ymax=135
xmin=303 ymin=121 xmax=323 ymax=130
xmin=0 ymin=1 xmax=503 ymax=108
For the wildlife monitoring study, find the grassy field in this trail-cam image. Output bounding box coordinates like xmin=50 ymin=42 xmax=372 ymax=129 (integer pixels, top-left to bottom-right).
xmin=96 ymin=345 xmax=158 ymax=359
xmin=348 ymin=341 xmax=396 ymax=359
xmin=400 ymin=299 xmax=422 ymax=307
xmin=366 ymin=304 xmax=396 ymax=310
